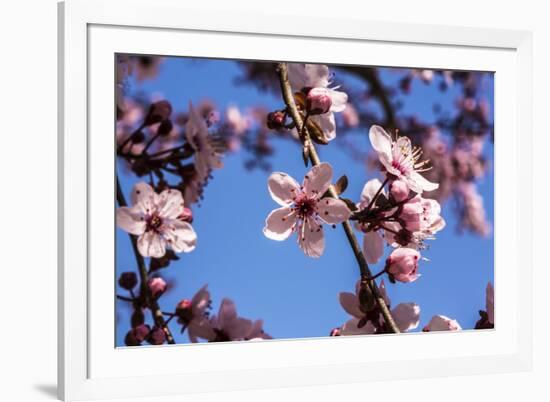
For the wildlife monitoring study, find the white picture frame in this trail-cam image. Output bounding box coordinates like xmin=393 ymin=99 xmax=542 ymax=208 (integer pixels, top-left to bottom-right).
xmin=58 ymin=0 xmax=533 ymax=400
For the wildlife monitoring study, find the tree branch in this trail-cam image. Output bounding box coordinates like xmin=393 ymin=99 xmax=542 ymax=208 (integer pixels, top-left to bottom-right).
xmin=277 ymin=62 xmax=400 ymax=334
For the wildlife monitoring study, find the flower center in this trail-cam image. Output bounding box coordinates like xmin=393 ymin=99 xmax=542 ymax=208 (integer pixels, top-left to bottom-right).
xmin=146 ymin=213 xmax=163 ymax=233
xmin=294 ymin=194 xmax=317 ymax=218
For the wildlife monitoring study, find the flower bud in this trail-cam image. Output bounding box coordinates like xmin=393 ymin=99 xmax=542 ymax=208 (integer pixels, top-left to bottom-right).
xmin=176 ymin=299 xmax=193 ymax=323
xmin=124 ymin=324 xmax=150 ymax=346
xmin=306 ymin=87 xmax=332 ymax=115
xmin=329 ymin=327 xmax=341 ymax=336
xmin=147 ymin=277 xmax=167 ymax=298
xmin=157 ymin=119 xmax=173 ymax=136
xmin=147 ymin=326 xmax=167 ymax=345
xmin=178 ymin=207 xmax=193 ymax=223
xmin=118 ymin=272 xmax=138 ymax=290
xmin=144 ymin=100 xmax=172 ymax=126
xmin=266 ymin=111 xmax=286 ymax=130
xmin=385 ymin=248 xmax=421 ymax=283
xmin=390 ymin=180 xmax=409 ymax=203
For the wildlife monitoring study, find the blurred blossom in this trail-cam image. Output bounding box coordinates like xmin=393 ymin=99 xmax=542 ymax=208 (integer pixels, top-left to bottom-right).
xmin=209 ymin=299 xmax=253 ymax=342
xmin=423 ymin=315 xmax=462 ymax=332
xmin=176 ymin=285 xmax=215 ymax=343
xmin=342 ymin=103 xmax=360 ymax=128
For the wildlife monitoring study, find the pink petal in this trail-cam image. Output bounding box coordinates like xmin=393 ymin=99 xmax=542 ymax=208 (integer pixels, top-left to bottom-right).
xmin=157 ymin=188 xmax=185 ymax=219
xmin=369 ymin=125 xmax=393 ymax=163
xmin=392 ymin=303 xmax=420 ymax=332
xmin=316 ymin=198 xmax=351 ymax=224
xmin=137 ymin=231 xmax=166 ymax=258
xmin=359 ymin=178 xmax=384 ymax=209
xmin=303 ymin=162 xmax=333 ymax=199
xmin=116 ymin=206 xmax=146 ymax=235
xmin=226 ymin=317 xmax=253 ymax=341
xmin=188 ymin=319 xmax=215 ymax=342
xmin=425 ymin=315 xmax=462 ymax=331
xmin=263 ymin=207 xmax=296 ymax=241
xmin=267 ymin=172 xmax=301 ymax=206
xmin=191 ymin=285 xmax=210 ymax=313
xmin=341 ymin=318 xmax=376 ymax=336
xmin=328 ymin=89 xmax=348 ymax=113
xmin=311 ymin=113 xmax=336 ymax=141
xmin=407 ymin=171 xmax=439 ymax=193
xmin=163 ymin=220 xmax=197 ymax=253
xmin=363 ymin=231 xmax=384 ymax=264
xmin=298 ymin=217 xmax=325 ymax=258
xmin=339 ymin=292 xmax=362 ymax=318
xmin=217 ymin=298 xmax=237 ymax=329
xmin=131 ymin=182 xmax=158 ymax=214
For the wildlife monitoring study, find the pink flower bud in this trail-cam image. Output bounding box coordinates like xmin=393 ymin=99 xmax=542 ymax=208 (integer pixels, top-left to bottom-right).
xmin=386 ymin=248 xmax=421 ymax=283
xmin=266 ymin=111 xmax=286 ymax=130
xmin=147 ymin=277 xmax=167 ymax=298
xmin=176 ymin=299 xmax=193 ymax=323
xmin=306 ymin=87 xmax=332 ymax=115
xmin=390 ymin=180 xmax=409 ymax=203
xmin=124 ymin=324 xmax=151 ymax=346
xmin=147 ymin=326 xmax=167 ymax=345
xmin=178 ymin=207 xmax=193 ymax=223
xmin=330 ymin=327 xmax=341 ymax=336
xmin=118 ymin=272 xmax=138 ymax=290
xmin=144 ymin=100 xmax=172 ymax=126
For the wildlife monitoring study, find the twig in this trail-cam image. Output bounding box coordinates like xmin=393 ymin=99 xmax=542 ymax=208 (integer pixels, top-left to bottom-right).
xmin=116 ymin=177 xmax=176 ymax=344
xmin=277 ymin=62 xmax=400 ymax=333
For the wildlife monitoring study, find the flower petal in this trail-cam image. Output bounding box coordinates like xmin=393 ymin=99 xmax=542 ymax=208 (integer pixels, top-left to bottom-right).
xmin=267 ymin=172 xmax=301 ymax=206
xmin=328 ymin=89 xmax=348 ymax=112
xmin=392 ymin=303 xmax=420 ymax=332
xmin=157 ymin=188 xmax=185 ymax=219
xmin=316 ymin=198 xmax=351 ymax=224
xmin=408 ymin=171 xmax=439 ymax=193
xmin=137 ymin=231 xmax=166 ymax=258
xmin=131 ymin=182 xmax=158 ymax=214
xmin=191 ymin=285 xmax=210 ymax=313
xmin=359 ymin=178 xmax=384 ymax=208
xmin=298 ymin=217 xmax=325 ymax=258
xmin=263 ymin=207 xmax=296 ymax=241
xmin=303 ymin=162 xmax=333 ymax=199
xmin=312 ymin=113 xmax=337 ymax=141
xmin=339 ymin=292 xmax=362 ymax=318
xmin=363 ymin=230 xmax=384 ymax=264
xmin=341 ymin=318 xmax=376 ymax=336
xmin=369 ymin=125 xmax=393 ymax=162
xmin=188 ymin=319 xmax=215 ymax=342
xmin=116 ymin=206 xmax=146 ymax=235
xmin=226 ymin=317 xmax=253 ymax=341
xmin=288 ymin=63 xmax=330 ymax=89
xmin=163 ymin=220 xmax=197 ymax=253
xmin=217 ymin=298 xmax=237 ymax=330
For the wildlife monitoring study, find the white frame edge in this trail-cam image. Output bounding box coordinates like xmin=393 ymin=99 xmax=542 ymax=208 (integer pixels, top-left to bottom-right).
xmin=58 ymin=0 xmax=533 ymax=400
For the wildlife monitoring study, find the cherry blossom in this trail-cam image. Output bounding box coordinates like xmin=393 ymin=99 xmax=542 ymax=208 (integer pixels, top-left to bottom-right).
xmin=355 ymin=178 xmax=387 ymax=264
xmin=208 ymin=299 xmax=254 ymax=342
xmin=175 ymin=285 xmax=215 ymax=343
xmin=245 ymin=320 xmax=272 ymax=341
xmin=369 ymin=125 xmax=439 ymax=193
xmin=116 ymin=182 xmax=197 ymax=258
xmin=287 ymin=63 xmax=348 ymax=141
xmin=423 ymin=315 xmax=462 ymax=331
xmin=186 ymin=101 xmax=224 ymax=177
xmin=263 ymin=162 xmax=351 ymax=257
xmin=339 ymin=280 xmax=420 ymax=335
xmin=385 ymin=248 xmax=421 ymax=283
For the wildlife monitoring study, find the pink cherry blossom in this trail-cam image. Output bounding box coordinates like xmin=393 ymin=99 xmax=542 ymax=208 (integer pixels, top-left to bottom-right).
xmin=245 ymin=319 xmax=272 ymax=341
xmin=263 ymin=163 xmax=351 ymax=258
xmin=176 ymin=285 xmax=215 ymax=343
xmin=287 ymin=63 xmax=348 ymax=141
xmin=339 ymin=280 xmax=420 ymax=335
xmin=423 ymin=315 xmax=462 ymax=331
xmin=356 ymin=178 xmax=387 ymax=264
xmin=209 ymin=299 xmax=254 ymax=342
xmin=186 ymin=101 xmax=223 ymax=177
xmin=389 ymin=179 xmax=410 ymax=203
xmin=385 ymin=248 xmax=421 ymax=283
xmin=369 ymin=125 xmax=438 ymax=193
xmin=116 ymin=182 xmax=197 ymax=258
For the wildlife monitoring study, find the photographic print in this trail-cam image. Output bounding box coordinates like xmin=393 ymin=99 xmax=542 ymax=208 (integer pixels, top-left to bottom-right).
xmin=115 ymin=55 xmax=494 ymax=346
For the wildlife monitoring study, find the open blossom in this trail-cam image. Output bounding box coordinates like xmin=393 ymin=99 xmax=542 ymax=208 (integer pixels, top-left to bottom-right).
xmin=386 ymin=248 xmax=421 ymax=283
xmin=208 ymin=299 xmax=254 ymax=342
xmin=186 ymin=101 xmax=223 ymax=177
xmin=356 ymin=178 xmax=387 ymax=264
xmin=263 ymin=163 xmax=351 ymax=258
xmin=339 ymin=280 xmax=420 ymax=335
xmin=423 ymin=315 xmax=462 ymax=332
xmin=176 ymin=285 xmax=215 ymax=343
xmin=245 ymin=319 xmax=272 ymax=341
xmin=288 ymin=63 xmax=347 ymax=141
xmin=116 ymin=182 xmax=197 ymax=258
xmin=369 ymin=125 xmax=438 ymax=193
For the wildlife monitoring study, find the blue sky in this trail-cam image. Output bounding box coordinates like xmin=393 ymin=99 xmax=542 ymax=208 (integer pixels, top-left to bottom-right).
xmin=116 ymin=57 xmax=494 ymax=345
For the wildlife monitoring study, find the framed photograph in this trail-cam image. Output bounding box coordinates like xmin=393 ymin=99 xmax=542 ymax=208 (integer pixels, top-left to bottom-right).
xmin=58 ymin=0 xmax=533 ymax=400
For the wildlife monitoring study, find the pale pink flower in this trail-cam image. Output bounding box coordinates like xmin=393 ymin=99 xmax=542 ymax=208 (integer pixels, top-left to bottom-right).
xmin=226 ymin=106 xmax=250 ymax=136
xmin=176 ymin=285 xmax=215 ymax=343
xmin=486 ymin=282 xmax=494 ymax=325
xmin=423 ymin=315 xmax=462 ymax=331
xmin=356 ymin=178 xmax=387 ymax=264
xmin=369 ymin=125 xmax=438 ymax=193
xmin=389 ymin=179 xmax=410 ymax=203
xmin=209 ymin=299 xmax=253 ymax=342
xmin=116 ymin=182 xmax=197 ymax=258
xmin=186 ymin=102 xmax=223 ymax=177
xmin=385 ymin=248 xmax=421 ymax=283
xmin=339 ymin=280 xmax=420 ymax=335
xmin=263 ymin=163 xmax=351 ymax=258
xmin=342 ymin=103 xmax=360 ymax=128
xmin=287 ymin=63 xmax=348 ymax=141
